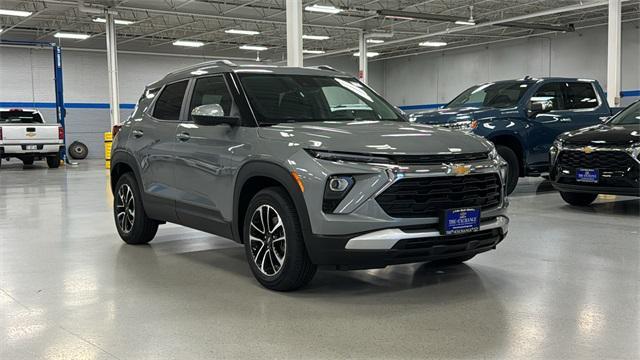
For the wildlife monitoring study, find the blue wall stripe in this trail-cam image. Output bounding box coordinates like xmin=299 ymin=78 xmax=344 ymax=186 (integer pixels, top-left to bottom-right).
xmin=0 ymin=102 xmax=136 ymax=110
xmin=2 ymin=89 xmax=639 ymax=113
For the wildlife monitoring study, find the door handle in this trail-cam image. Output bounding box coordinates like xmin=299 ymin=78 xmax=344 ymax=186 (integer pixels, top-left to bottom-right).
xmin=559 ymin=117 xmax=572 ymax=122
xmin=176 ymin=132 xmax=191 ymax=141
xmin=132 ymin=129 xmax=144 ymax=138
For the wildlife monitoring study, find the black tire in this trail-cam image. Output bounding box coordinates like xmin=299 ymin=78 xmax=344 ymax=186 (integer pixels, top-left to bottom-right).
xmin=46 ymin=155 xmax=60 ymax=168
xmin=113 ymin=173 xmax=159 ymax=245
xmin=68 ymin=141 xmax=88 ymax=160
xmin=560 ymin=191 xmax=598 ymax=206
xmin=22 ymin=157 xmax=34 ymax=165
xmin=243 ymin=187 xmax=317 ymax=291
xmin=428 ymin=254 xmax=476 ymax=267
xmin=496 ymin=145 xmax=519 ymax=195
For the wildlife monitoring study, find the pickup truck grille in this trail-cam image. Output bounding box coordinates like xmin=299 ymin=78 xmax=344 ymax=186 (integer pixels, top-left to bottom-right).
xmin=387 ymin=152 xmax=489 ymax=165
xmin=376 ymin=173 xmax=502 ymax=218
xmin=557 ymin=150 xmax=636 ymax=171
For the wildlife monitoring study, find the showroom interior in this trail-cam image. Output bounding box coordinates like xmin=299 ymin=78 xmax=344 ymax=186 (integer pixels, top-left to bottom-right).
xmin=0 ymin=0 xmax=639 ymax=359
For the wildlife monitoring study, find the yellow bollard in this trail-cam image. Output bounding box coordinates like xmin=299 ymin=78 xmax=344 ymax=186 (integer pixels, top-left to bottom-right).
xmin=104 ymin=132 xmax=112 ymax=169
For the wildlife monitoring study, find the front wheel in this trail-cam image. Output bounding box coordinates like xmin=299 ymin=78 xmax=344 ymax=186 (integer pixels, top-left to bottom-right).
xmin=560 ymin=191 xmax=598 ymax=206
xmin=243 ymin=187 xmax=317 ymax=291
xmin=428 ymin=254 xmax=476 ymax=267
xmin=496 ymin=145 xmax=519 ymax=195
xmin=113 ymin=173 xmax=159 ymax=244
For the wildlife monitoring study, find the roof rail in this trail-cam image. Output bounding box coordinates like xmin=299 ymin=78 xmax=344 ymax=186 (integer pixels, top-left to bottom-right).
xmin=308 ymin=65 xmax=342 ymax=73
xmin=167 ymin=60 xmax=238 ymax=77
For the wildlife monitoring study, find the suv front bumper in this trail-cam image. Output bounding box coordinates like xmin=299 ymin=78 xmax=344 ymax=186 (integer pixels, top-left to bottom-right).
xmin=306 ymin=215 xmax=508 ymax=269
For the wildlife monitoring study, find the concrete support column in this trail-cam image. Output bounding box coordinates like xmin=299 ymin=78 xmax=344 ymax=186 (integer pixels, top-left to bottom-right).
xmin=286 ymin=0 xmax=303 ymax=67
xmin=358 ymin=30 xmax=368 ymax=84
xmin=105 ymin=12 xmax=121 ymax=128
xmin=606 ymin=0 xmax=622 ymax=107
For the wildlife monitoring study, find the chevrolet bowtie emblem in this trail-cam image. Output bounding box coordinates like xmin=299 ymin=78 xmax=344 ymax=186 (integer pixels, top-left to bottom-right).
xmin=25 ymin=132 xmax=36 ymax=137
xmin=451 ymin=164 xmax=472 ymax=176
xmin=582 ymin=146 xmax=594 ymax=154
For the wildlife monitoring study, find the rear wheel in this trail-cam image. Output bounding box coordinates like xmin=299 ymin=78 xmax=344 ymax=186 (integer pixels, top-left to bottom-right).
xmin=113 ymin=173 xmax=159 ymax=245
xmin=496 ymin=145 xmax=519 ymax=195
xmin=46 ymin=154 xmax=60 ymax=168
xmin=22 ymin=157 xmax=34 ymax=166
xmin=243 ymin=187 xmax=317 ymax=291
xmin=560 ymin=191 xmax=598 ymax=206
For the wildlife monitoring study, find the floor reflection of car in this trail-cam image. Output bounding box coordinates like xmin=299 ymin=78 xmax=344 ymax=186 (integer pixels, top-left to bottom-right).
xmin=550 ymin=100 xmax=640 ymax=206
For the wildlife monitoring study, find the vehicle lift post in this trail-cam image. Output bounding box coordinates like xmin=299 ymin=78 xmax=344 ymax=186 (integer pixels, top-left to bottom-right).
xmin=0 ymin=40 xmax=71 ymax=164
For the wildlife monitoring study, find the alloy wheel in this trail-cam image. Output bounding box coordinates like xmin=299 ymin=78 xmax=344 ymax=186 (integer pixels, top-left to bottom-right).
xmin=249 ymin=205 xmax=287 ymax=276
xmin=116 ymin=184 xmax=135 ymax=233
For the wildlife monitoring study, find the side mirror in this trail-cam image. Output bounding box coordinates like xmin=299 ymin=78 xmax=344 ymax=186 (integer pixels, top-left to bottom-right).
xmin=527 ymin=100 xmax=552 ymax=117
xmin=191 ymin=104 xmax=240 ymax=126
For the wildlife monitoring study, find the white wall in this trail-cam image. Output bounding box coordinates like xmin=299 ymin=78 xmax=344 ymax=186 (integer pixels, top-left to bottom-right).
xmin=379 ymin=21 xmax=640 ymax=108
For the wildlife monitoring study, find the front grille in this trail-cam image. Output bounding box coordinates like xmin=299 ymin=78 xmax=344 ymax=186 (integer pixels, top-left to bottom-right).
xmin=387 ymin=152 xmax=488 ymax=165
xmin=392 ymin=228 xmax=502 ymax=259
xmin=376 ymin=173 xmax=501 ymax=218
xmin=557 ymin=150 xmax=635 ymax=171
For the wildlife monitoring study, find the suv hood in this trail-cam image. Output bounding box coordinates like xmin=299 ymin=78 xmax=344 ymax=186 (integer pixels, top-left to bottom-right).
xmin=410 ymin=106 xmax=520 ymax=125
xmin=558 ymin=123 xmax=640 ymax=147
xmin=258 ymin=120 xmax=492 ymax=155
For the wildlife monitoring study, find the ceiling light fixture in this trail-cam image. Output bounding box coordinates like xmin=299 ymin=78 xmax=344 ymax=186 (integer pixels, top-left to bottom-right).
xmin=456 ymin=5 xmax=476 ymax=26
xmin=304 ymin=4 xmax=342 ymax=14
xmin=353 ymin=52 xmax=380 ymax=58
xmin=366 ymin=39 xmax=385 ymax=44
xmin=303 ymin=49 xmax=326 ymax=54
xmin=93 ymin=18 xmax=134 ymax=25
xmin=54 ymin=32 xmax=90 ymax=40
xmin=239 ymin=45 xmax=268 ymax=51
xmin=0 ymin=9 xmax=32 ymax=17
xmin=173 ymin=40 xmax=205 ymax=47
xmin=303 ymin=34 xmax=330 ymax=40
xmin=225 ymin=29 xmax=260 ymax=35
xmin=419 ymin=41 xmax=448 ymax=47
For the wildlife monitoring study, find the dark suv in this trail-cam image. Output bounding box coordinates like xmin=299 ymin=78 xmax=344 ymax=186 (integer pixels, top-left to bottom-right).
xmin=110 ymin=61 xmax=510 ymax=291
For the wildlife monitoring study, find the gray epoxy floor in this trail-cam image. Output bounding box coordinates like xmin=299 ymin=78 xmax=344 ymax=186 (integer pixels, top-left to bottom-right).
xmin=0 ymin=160 xmax=638 ymax=360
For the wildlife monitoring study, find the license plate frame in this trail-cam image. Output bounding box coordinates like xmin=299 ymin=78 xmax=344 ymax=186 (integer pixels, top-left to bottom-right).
xmin=442 ymin=208 xmax=481 ymax=235
xmin=576 ymin=168 xmax=599 ymax=183
xmin=25 ymin=145 xmax=38 ymax=151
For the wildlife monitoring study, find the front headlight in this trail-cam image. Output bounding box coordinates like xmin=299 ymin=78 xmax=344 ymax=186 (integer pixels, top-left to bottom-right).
xmin=436 ymin=120 xmax=478 ymax=132
xmin=306 ymin=149 xmax=393 ymax=164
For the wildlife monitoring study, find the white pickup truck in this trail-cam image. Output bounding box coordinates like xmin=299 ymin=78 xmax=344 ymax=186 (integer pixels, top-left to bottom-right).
xmin=0 ymin=108 xmax=64 ymax=168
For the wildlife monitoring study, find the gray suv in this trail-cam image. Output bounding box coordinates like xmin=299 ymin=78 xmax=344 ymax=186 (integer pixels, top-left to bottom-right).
xmin=110 ymin=61 xmax=510 ymax=291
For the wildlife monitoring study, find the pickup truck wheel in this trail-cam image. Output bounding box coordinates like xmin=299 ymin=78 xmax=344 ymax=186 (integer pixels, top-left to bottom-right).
xmin=560 ymin=191 xmax=598 ymax=206
xmin=114 ymin=173 xmax=159 ymax=245
xmin=46 ymin=155 xmax=60 ymax=168
xmin=22 ymin=158 xmax=34 ymax=166
xmin=243 ymin=187 xmax=317 ymax=291
xmin=496 ymin=145 xmax=519 ymax=195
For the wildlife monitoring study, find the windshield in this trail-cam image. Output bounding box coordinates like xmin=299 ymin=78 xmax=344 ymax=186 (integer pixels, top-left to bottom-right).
xmin=447 ymin=81 xmax=533 ymax=108
xmin=609 ymin=101 xmax=640 ymax=125
xmin=0 ymin=110 xmax=44 ymax=124
xmin=238 ymin=74 xmax=401 ymax=125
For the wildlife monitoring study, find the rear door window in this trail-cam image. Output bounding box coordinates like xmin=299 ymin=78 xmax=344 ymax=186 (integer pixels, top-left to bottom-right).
xmin=153 ymin=81 xmax=188 ymax=120
xmin=564 ymin=82 xmax=599 ymax=109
